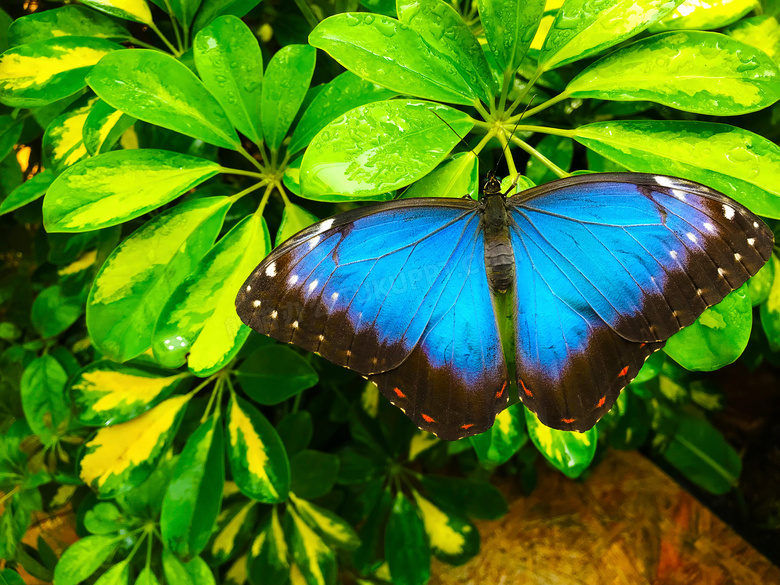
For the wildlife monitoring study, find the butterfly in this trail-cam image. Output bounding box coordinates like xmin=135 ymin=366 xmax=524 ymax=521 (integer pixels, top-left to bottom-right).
xmin=236 ymin=172 xmax=773 ymax=440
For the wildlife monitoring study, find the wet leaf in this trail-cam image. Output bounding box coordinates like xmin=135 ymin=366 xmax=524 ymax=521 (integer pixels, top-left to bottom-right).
xmin=749 ymin=251 xmax=776 ymax=305
xmin=80 ymin=0 xmax=153 ymax=24
xmin=275 ymin=202 xmax=319 ymax=246
xmin=8 ymin=5 xmax=130 ymax=45
xmin=652 ymin=0 xmax=758 ymax=31
xmin=401 ymin=152 xmax=478 ymax=199
xmin=477 ymin=0 xmax=546 ymax=73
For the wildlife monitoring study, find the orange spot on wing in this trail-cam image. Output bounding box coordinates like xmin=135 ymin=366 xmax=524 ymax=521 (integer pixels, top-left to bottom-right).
xmin=393 ymin=387 xmax=406 ymax=399
xmin=520 ymin=379 xmax=533 ymax=397
xmin=619 ymin=365 xmax=629 ymax=377
xmin=640 ymin=343 xmax=647 ymax=348
xmin=421 ymin=413 xmax=435 ymax=423
xmin=561 ymin=418 xmax=576 ymax=424
xmin=460 ymin=423 xmax=474 ymax=430
xmin=495 ymin=380 xmax=508 ymax=399
xmin=597 ymin=396 xmax=606 ymax=408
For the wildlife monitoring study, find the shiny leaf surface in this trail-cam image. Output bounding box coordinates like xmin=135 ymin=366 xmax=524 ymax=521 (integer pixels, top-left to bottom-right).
xmin=525 ymin=408 xmax=597 ymax=479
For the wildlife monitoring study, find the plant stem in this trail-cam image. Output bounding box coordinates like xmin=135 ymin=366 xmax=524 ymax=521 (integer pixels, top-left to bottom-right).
xmin=161 ymin=0 xmax=185 ymax=51
xmin=497 ymin=68 xmax=512 ymax=115
xmin=148 ymin=22 xmax=179 ymax=55
xmin=200 ymin=378 xmax=222 ymax=423
xmin=293 ymin=0 xmax=321 ymax=29
xmin=505 ymin=68 xmax=542 ymax=118
xmin=255 ymin=182 xmax=276 ymax=217
xmin=473 ymin=128 xmax=497 ymax=155
xmin=496 ymin=130 xmax=518 ymax=177
xmin=473 ymin=99 xmax=492 ymax=122
xmin=229 ymin=180 xmax=271 ymax=203
xmin=238 ymin=146 xmax=266 ymax=173
xmin=508 ymin=91 xmax=570 ymax=122
xmin=219 ymin=166 xmax=266 ymax=180
xmin=128 ymin=37 xmax=165 ymax=51
xmin=510 ymin=135 xmax=569 ymax=178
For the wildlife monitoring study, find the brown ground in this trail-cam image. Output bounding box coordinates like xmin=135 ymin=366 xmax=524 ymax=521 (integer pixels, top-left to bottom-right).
xmin=431 ymin=450 xmax=780 ymax=585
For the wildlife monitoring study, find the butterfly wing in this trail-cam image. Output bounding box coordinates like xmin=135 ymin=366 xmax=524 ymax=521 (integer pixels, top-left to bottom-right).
xmin=508 ymin=173 xmax=773 ymax=431
xmin=236 ymin=199 xmax=508 ymax=439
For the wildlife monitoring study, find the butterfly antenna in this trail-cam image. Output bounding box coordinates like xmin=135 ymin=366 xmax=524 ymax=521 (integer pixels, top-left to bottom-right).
xmin=430 ymin=110 xmax=484 ymax=168
xmin=494 ymin=94 xmax=537 ymax=176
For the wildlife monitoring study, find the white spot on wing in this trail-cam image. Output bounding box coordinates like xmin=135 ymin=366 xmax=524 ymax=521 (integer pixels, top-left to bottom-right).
xmin=318 ymin=334 xmax=324 ymax=341
xmin=718 ymin=268 xmax=726 ymax=277
xmin=655 ymin=176 xmax=675 ymax=188
xmin=308 ymin=235 xmax=321 ymax=250
xmin=271 ymin=310 xmax=278 ymax=319
xmin=724 ymin=204 xmax=735 ymax=219
xmin=317 ymin=218 xmax=334 ymax=233
xmin=252 ymin=300 xmax=261 ymax=307
xmin=265 ymin=262 xmax=276 ymax=277
xmin=289 ymin=274 xmax=299 ymax=285
xmin=686 ymin=232 xmax=697 ymax=243
xmin=331 ymin=292 xmax=339 ymax=301
xmin=672 ymin=189 xmax=686 ymax=201
xmin=748 ymin=238 xmax=756 ymax=246
xmin=753 ymin=221 xmax=759 ymax=228
xmin=670 ymin=250 xmax=678 ymax=260
xmin=703 ymin=222 xmax=715 ymax=232
xmin=292 ymin=321 xmax=299 ymax=329
xmin=245 ymin=285 xmax=251 ymax=292
xmin=735 ymin=253 xmax=742 ymax=261
xmin=308 ymin=280 xmax=318 ymax=292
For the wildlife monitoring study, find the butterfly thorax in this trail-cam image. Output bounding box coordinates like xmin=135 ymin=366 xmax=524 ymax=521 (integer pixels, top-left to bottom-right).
xmin=481 ymin=187 xmax=514 ymax=294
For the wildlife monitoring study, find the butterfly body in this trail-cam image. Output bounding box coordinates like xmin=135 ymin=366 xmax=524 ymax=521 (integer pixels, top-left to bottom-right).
xmin=236 ymin=173 xmax=772 ymax=440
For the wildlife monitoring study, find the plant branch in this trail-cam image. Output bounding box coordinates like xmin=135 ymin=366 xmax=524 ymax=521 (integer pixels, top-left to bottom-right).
xmin=293 ymin=0 xmax=320 ymax=30
xmin=508 ymin=91 xmax=570 ymax=122
xmin=510 ymin=135 xmax=568 ymax=178
xmin=147 ymin=22 xmax=179 ymax=55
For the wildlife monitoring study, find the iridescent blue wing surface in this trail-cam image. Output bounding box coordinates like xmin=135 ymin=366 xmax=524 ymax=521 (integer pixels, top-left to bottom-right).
xmin=236 ymin=199 xmax=509 ymax=439
xmin=507 ymin=173 xmax=773 ymax=431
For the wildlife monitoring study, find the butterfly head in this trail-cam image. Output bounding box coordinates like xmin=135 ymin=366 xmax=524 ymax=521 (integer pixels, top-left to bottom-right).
xmin=482 ymin=171 xmax=503 ymax=197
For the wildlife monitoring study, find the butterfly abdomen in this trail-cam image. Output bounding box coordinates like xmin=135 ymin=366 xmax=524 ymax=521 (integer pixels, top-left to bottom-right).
xmin=482 ymin=194 xmax=514 ymax=294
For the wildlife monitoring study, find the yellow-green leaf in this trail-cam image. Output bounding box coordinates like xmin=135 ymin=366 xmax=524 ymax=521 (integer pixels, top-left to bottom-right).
xmin=42 ymin=96 xmax=97 ymax=172
xmin=44 ymin=149 xmax=221 ymax=232
xmin=748 ymin=251 xmax=775 ymax=306
xmin=8 ymin=5 xmax=131 ymax=46
xmin=275 ymin=202 xmax=319 ymax=247
xmin=760 ymin=255 xmax=780 ymax=350
xmin=83 ymin=99 xmax=135 ymax=155
xmin=469 ymin=402 xmax=526 ymax=465
xmin=69 ymin=360 xmax=187 ymax=426
xmin=80 ymin=0 xmax=153 ymax=25
xmin=289 ymin=493 xmax=360 ymax=551
xmin=87 ymin=197 xmax=230 ymax=361
xmin=0 ymin=36 xmax=120 ymax=107
xmin=411 ymin=490 xmax=479 ymax=566
xmin=153 ymin=215 xmax=271 ymax=375
xmin=726 ymin=15 xmax=780 ymax=64
xmin=79 ymin=394 xmax=190 ymax=497
xmin=401 ymin=152 xmax=478 ymax=199
xmin=651 ymin=0 xmax=758 ymax=31
xmin=525 ymin=408 xmax=597 ymax=479
xmin=289 ymin=507 xmax=337 ymax=585
xmin=209 ymin=502 xmax=257 ymax=565
xmin=247 ymin=508 xmax=288 ymax=585
xmin=225 ymin=395 xmax=290 ymax=503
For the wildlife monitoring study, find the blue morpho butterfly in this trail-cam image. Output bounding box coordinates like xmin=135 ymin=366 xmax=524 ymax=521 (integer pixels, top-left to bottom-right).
xmin=236 ymin=171 xmax=773 ymax=440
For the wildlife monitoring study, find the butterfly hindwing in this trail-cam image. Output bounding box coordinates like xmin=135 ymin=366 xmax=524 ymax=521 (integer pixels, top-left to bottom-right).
xmin=237 ymin=199 xmax=509 ymax=439
xmin=508 ymin=174 xmax=772 ymax=430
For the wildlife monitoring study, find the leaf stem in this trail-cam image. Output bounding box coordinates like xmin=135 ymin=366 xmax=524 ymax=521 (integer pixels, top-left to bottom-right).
xmin=508 ymin=91 xmax=570 ymax=122
xmin=505 ymin=68 xmax=542 ymax=118
xmin=496 ymin=130 xmax=518 ymax=178
xmin=219 ymin=166 xmax=266 ymax=180
xmin=473 ymin=128 xmax=497 ymax=155
xmin=498 ymin=68 xmax=512 ymax=115
xmin=161 ymin=0 xmax=185 ymax=51
xmin=511 ymin=124 xmax=575 ymax=138
xmin=473 ymin=99 xmax=492 ymax=122
xmin=509 ymin=135 xmax=568 ymax=178
xmin=128 ymin=37 xmax=165 ymax=51
xmin=229 ymin=180 xmax=271 ymax=204
xmin=148 ymin=22 xmax=179 ymax=56
xmin=238 ymin=146 xmax=266 ymax=173
xmin=255 ymin=182 xmax=276 ymax=217
xmin=293 ymin=0 xmax=321 ymax=29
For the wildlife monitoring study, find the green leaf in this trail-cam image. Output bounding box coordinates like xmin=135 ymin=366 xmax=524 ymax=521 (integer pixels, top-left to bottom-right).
xmin=135 ymin=568 xmax=160 ymax=585
xmin=276 ymin=202 xmax=319 ymax=246
xmin=418 ymin=476 xmax=508 ymax=520
xmin=750 ymin=251 xmax=776 ymax=306
xmin=83 ymin=99 xmax=135 ymax=155
xmin=599 ymin=390 xmax=650 ymax=450
xmin=301 ymin=99 xmax=473 ymax=199
xmin=289 ymin=506 xmax=337 ymax=585
xmin=87 ymin=196 xmax=229 ymax=361
xmin=235 ymin=345 xmax=318 ymax=405
xmin=21 ymin=356 xmax=70 ymax=444
xmin=290 ymin=493 xmax=360 ymax=551
xmin=385 ymin=493 xmax=429 ymax=585
xmin=44 ymin=149 xmax=221 ymax=232
xmin=662 ymin=413 xmax=741 ymax=494
xmin=80 ymin=0 xmax=153 ymax=24
xmin=153 ymin=214 xmax=271 ymax=375
xmin=8 ymin=6 xmax=131 ymax=46
xmin=290 ymin=450 xmax=339 ymax=499
xmin=401 ymin=152 xmax=478 ymax=199
xmin=726 ymin=15 xmax=780 ymax=64
xmin=525 ymin=135 xmax=573 ymax=184
xmin=411 ymin=489 xmax=478 ymax=566
xmin=162 ymin=415 xmax=225 ymax=559
xmin=207 ymin=501 xmax=257 ymax=565
xmin=88 ymin=49 xmax=240 ymax=149
xmin=538 ymin=0 xmax=684 ymax=71
xmin=574 ymin=120 xmax=780 ymax=218
xmin=397 ymin=0 xmax=494 ymax=103
xmin=665 ymin=284 xmax=752 ymax=371
xmin=192 ymin=0 xmax=265 ymax=34
xmin=261 ymin=44 xmax=316 ymax=151
xmin=469 ymin=402 xmax=527 ymax=465
xmin=0 ymin=171 xmax=54 ymax=216
xmin=225 ymin=395 xmax=290 ymax=502
xmin=277 ymin=411 xmax=313 ymax=457
xmin=42 ymin=96 xmax=96 ymax=173
xmin=632 ymin=350 xmax=666 ymax=384
xmin=0 ymin=37 xmax=120 ymax=107
xmin=477 ymin=0 xmax=546 ymax=73
xmin=168 ymin=0 xmax=203 ymax=29
xmin=525 ymin=408 xmax=597 ymax=479
xmin=309 ymin=13 xmax=481 ymax=105
xmin=79 ymin=395 xmax=190 ymax=498
xmin=31 ymin=285 xmax=82 ymax=338
xmin=651 ymin=0 xmax=758 ymax=31
xmin=84 ymin=502 xmax=126 ymax=534
xmin=94 ymin=561 xmax=129 ymax=585
xmin=0 ymin=115 xmax=22 ymax=161
xmin=567 ymin=31 xmax=780 ymax=116
xmin=0 ymin=569 xmax=25 ymax=585
xmin=761 ymin=255 xmax=780 ymax=349
xmin=70 ymin=360 xmax=187 ymax=426
xmin=194 ymin=16 xmax=263 ymax=145
xmin=288 ymin=71 xmax=395 ymax=155
xmin=247 ymin=509 xmax=289 ymax=585
xmin=52 ymin=535 xmax=119 ymax=585
xmin=162 ymin=550 xmax=215 ymax=585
